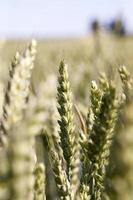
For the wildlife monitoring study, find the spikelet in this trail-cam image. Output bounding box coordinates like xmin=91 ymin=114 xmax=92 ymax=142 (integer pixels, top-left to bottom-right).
xmin=0 ymin=40 xmax=37 ymax=147
xmin=118 ymin=66 xmax=133 ymax=103
xmin=34 ymin=163 xmax=46 ymax=200
xmin=99 ymin=72 xmax=109 ymax=92
xmin=90 ymin=81 xmax=102 ymax=117
xmin=79 ymin=185 xmax=90 ymax=200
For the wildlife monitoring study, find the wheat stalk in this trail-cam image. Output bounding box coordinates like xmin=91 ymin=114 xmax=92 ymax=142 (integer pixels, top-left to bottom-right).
xmin=34 ymin=162 xmax=46 ymax=200
xmin=6 ymin=123 xmax=35 ymax=200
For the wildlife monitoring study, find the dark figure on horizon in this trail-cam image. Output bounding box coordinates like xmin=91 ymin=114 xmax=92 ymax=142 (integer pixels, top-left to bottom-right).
xmin=109 ymin=18 xmax=126 ymax=36
xmin=91 ymin=19 xmax=100 ymax=34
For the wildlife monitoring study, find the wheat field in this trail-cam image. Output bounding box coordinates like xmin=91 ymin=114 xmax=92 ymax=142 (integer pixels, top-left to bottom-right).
xmin=0 ymin=33 xmax=133 ymax=200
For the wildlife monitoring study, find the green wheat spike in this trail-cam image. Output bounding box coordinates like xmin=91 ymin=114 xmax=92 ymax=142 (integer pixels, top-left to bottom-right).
xmin=80 ymin=80 xmax=102 ymax=199
xmin=88 ymin=81 xmax=118 ymax=200
xmin=57 ymin=61 xmax=75 ymax=172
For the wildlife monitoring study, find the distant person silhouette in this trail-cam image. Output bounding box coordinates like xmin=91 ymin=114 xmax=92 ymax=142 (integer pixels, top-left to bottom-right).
xmin=91 ymin=19 xmax=100 ymax=34
xmin=109 ymin=18 xmax=126 ymax=36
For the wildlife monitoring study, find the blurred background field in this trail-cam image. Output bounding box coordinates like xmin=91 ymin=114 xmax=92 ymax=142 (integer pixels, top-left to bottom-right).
xmin=1 ymin=34 xmax=133 ymax=103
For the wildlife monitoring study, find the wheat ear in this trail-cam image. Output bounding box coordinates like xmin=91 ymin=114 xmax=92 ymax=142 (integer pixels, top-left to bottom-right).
xmin=0 ymin=40 xmax=37 ymax=147
xmin=87 ymin=80 xmax=118 ymax=200
xmin=57 ymin=61 xmax=75 ymax=171
xmin=80 ymin=81 xmax=102 ymax=199
xmin=57 ymin=61 xmax=81 ymax=199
